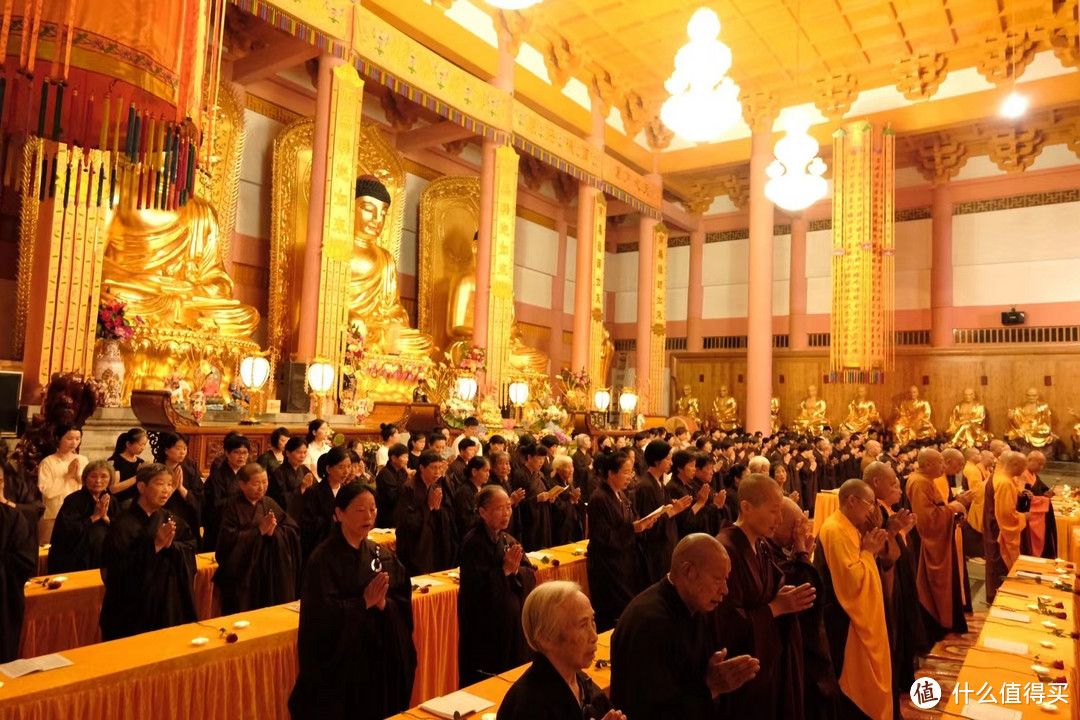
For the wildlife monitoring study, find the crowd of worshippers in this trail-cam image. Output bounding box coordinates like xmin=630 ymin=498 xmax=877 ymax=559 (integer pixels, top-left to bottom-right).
xmin=0 ymin=416 xmax=1057 ymax=720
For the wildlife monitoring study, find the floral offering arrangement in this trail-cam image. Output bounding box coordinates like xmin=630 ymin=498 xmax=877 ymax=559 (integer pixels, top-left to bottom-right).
xmin=458 ymin=345 xmax=486 ymax=374
xmin=96 ymin=298 xmax=143 ymax=341
xmin=440 ymin=396 xmax=476 ymax=429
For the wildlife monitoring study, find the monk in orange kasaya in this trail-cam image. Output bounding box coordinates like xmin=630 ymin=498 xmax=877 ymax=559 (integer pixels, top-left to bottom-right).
xmin=905 ymin=448 xmax=972 ymax=643
xmin=983 ymin=451 xmax=1028 ymax=603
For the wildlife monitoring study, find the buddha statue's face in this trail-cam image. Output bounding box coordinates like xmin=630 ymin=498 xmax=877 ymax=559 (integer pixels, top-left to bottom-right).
xmin=963 ymin=388 xmax=975 ymax=403
xmin=355 ymin=195 xmax=389 ymax=241
xmin=720 ymin=385 xmax=729 ymax=397
xmin=808 ymin=385 xmax=818 ymax=398
xmin=1026 ymin=388 xmax=1039 ymax=404
xmin=908 ymin=385 xmax=919 ymax=400
xmin=683 ymin=385 xmax=692 ymax=396
xmin=856 ymin=386 xmax=867 ymax=399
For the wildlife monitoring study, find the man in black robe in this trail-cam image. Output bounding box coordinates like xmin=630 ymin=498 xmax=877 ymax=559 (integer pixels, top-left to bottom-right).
xmin=512 ymin=444 xmax=553 ymax=551
xmin=772 ymin=497 xmax=838 ymax=720
xmin=99 ymin=464 xmax=197 ymax=641
xmin=631 ymin=441 xmax=691 ymax=583
xmin=374 ymin=443 xmax=409 ymax=528
xmin=445 ymin=437 xmax=477 ymax=493
xmin=203 ymin=434 xmax=250 ymax=551
xmin=611 ymin=534 xmax=759 ymax=720
xmin=815 ymin=437 xmax=836 ymax=492
xmin=0 ymin=498 xmax=36 ymax=661
xmin=289 ymin=482 xmax=415 ymax=720
xmin=572 ymin=434 xmax=593 ymax=499
xmin=713 ymin=474 xmax=812 ymax=720
xmin=213 ymin=463 xmax=301 ymax=614
xmin=1 ymin=440 xmax=43 ymax=548
xmin=48 ymin=460 xmax=118 ymax=573
xmin=395 ymin=450 xmax=457 ymax=575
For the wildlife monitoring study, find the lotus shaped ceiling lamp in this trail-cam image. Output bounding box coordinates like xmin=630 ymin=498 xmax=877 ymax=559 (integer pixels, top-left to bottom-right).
xmin=660 ymin=8 xmax=742 ymax=144
xmin=764 ymin=111 xmax=828 ymax=212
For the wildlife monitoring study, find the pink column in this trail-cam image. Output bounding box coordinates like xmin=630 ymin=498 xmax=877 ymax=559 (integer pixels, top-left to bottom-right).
xmin=570 ymin=103 xmax=606 ymax=373
xmin=636 ymin=216 xmax=658 ymax=400
xmin=296 ymin=55 xmax=343 ymax=361
xmin=930 ymin=183 xmax=954 ymax=347
xmin=474 ymin=36 xmax=516 ymax=356
xmin=686 ymin=218 xmax=705 ymax=351
xmin=788 ymin=215 xmax=809 ymax=351
xmin=746 ymin=127 xmax=775 ymax=434
xmin=549 ymin=207 xmax=568 ymax=372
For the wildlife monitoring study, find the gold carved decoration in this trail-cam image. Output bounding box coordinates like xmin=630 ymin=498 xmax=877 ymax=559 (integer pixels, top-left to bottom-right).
xmin=618 ymin=92 xmax=651 ymax=138
xmin=914 ymin=135 xmax=968 ymax=185
xmin=496 ymin=10 xmax=531 ymax=57
xmin=986 ymin=127 xmax=1045 ymax=173
xmin=246 ymin=93 xmax=304 ymax=125
xmin=645 ymin=117 xmax=674 ymax=152
xmin=195 ymin=83 xmax=244 ymax=274
xmin=894 ymin=53 xmax=948 ymax=101
xmin=380 ymin=91 xmax=421 ymax=132
xmin=1050 ymin=0 xmax=1079 ymax=68
xmin=814 ymin=74 xmax=858 ymax=122
xmin=588 ymin=193 xmax=608 ymax=385
xmin=740 ymin=91 xmax=778 ymax=132
xmin=542 ymin=35 xmax=580 ymax=90
xmin=721 ymin=172 xmax=750 ymax=210
xmin=487 ymin=144 xmax=522 ymax=391
xmin=602 ymin=155 xmax=663 ymax=210
xmin=589 ymin=69 xmax=620 ymax=116
xmin=976 ymin=32 xmax=1038 ymax=85
xmin=14 ymin=138 xmax=40 ymax=358
xmin=682 ymin=187 xmax=715 ymax=216
xmin=648 ymin=223 xmax=668 ymax=416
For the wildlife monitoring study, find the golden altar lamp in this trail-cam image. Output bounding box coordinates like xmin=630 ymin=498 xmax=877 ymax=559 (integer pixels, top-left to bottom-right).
xmin=455 ymin=374 xmax=479 ymax=402
xmin=238 ymin=353 xmax=271 ymax=425
xmin=306 ymin=361 xmax=336 ymax=420
xmin=619 ymin=389 xmax=639 ymax=430
xmin=508 ymin=380 xmax=530 ymax=423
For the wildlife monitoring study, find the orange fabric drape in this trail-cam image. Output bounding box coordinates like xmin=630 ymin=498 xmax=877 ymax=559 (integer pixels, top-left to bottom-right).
xmin=906 ymin=471 xmax=957 ymax=630
xmin=992 ymin=470 xmax=1026 ymax=570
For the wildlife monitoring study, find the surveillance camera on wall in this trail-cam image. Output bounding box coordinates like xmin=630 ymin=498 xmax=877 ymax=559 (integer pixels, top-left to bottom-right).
xmin=1001 ymin=307 xmax=1026 ymax=326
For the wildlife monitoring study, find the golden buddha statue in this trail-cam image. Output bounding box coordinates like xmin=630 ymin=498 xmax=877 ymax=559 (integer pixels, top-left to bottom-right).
xmin=1005 ymin=387 xmax=1056 ymax=449
xmin=770 ymin=396 xmax=781 ymax=434
xmin=893 ymin=385 xmax=936 ymax=445
xmin=792 ymin=385 xmax=828 ymax=436
xmin=102 ymin=198 xmax=260 ymax=337
xmin=350 ymin=177 xmax=433 ymax=357
xmin=838 ymin=386 xmax=882 ymax=434
xmin=712 ymin=385 xmax=739 ymax=431
xmin=445 ymin=231 xmax=548 ymax=375
xmin=1067 ymin=408 xmax=1080 ymax=459
xmin=946 ymin=387 xmax=991 ymax=448
xmin=676 ymin=384 xmax=701 ymax=423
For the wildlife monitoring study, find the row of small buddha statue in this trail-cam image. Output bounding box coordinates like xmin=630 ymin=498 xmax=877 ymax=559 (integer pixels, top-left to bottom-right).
xmin=675 ymin=383 xmax=1078 ymax=450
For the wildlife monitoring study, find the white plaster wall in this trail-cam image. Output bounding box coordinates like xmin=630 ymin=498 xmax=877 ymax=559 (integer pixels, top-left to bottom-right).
xmin=235 ymin=109 xmax=283 ymax=242
xmin=894 ymin=218 xmax=931 ymax=311
xmin=805 ymin=229 xmax=833 ymax=315
xmin=400 ymin=173 xmax=429 ymax=277
xmin=563 ymin=236 xmax=577 ymax=313
xmin=667 ymin=245 xmax=689 ymax=322
xmin=513 ymin=217 xmax=558 ymax=309
xmin=953 ymin=201 xmax=1080 ymax=306
xmin=608 ymin=251 xmax=639 ymax=323
xmin=699 ymin=236 xmax=790 ymax=319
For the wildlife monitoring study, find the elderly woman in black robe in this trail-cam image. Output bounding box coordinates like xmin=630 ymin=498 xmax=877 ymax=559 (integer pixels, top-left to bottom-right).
xmin=289 ymin=483 xmax=416 ymax=720
xmin=458 ymin=484 xmax=537 ymax=686
xmin=48 ymin=460 xmax=118 ymax=573
xmin=0 ymin=486 xmax=36 ymax=662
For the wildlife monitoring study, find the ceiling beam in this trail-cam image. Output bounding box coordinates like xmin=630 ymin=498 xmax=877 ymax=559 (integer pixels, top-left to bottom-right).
xmin=395 ymin=121 xmax=476 ymax=153
xmin=662 ymin=200 xmax=697 ymax=233
xmin=605 ymin=200 xmax=635 ymax=216
xmin=232 ymin=40 xmax=321 ymax=85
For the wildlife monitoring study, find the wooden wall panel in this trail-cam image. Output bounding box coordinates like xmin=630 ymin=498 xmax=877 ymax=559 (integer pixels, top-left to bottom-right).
xmin=670 ymin=348 xmax=1080 ymax=443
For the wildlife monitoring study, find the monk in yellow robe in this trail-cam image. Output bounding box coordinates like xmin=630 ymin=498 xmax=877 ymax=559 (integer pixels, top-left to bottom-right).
xmin=960 ymin=448 xmax=986 ymax=558
xmin=813 ymin=479 xmax=892 ymax=720
xmin=905 ymin=449 xmax=971 ymax=642
xmin=983 ymin=452 xmax=1028 ymax=602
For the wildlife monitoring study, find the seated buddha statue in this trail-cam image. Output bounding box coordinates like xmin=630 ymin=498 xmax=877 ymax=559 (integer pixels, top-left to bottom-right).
xmin=446 ymin=231 xmax=548 ymax=375
xmin=350 ymin=177 xmax=433 ymax=357
xmin=838 ymin=386 xmax=881 ymax=434
xmin=711 ymin=385 xmax=739 ymax=431
xmin=770 ymin=396 xmax=780 ymax=434
xmin=946 ymin=388 xmax=991 ymax=449
xmin=1005 ymin=388 xmax=1056 ymax=449
xmin=792 ymin=385 xmax=828 ymax=436
xmin=102 ymin=197 xmax=260 ymax=337
xmin=1068 ymin=408 xmax=1080 ymax=460
xmin=893 ymin=385 xmax=936 ymax=445
xmin=675 ymin=384 xmax=700 ymax=423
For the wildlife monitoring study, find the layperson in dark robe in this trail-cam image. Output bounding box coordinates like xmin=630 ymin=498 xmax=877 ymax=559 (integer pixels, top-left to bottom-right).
xmin=395 ymin=449 xmax=457 ymax=575
xmin=572 ymin=434 xmax=593 ymax=500
xmin=487 ymin=450 xmax=525 ymax=540
xmin=454 ymin=455 xmax=491 ymax=542
xmin=864 ymin=462 xmax=927 ymax=715
xmin=375 ymin=442 xmax=410 ymax=528
xmin=48 ymin=460 xmax=118 ymax=573
xmin=157 ymin=432 xmax=205 ymax=548
xmin=694 ymin=453 xmax=729 ymax=533
xmin=792 ymin=444 xmax=819 ymax=515
xmin=289 ymin=483 xmax=416 ymax=720
xmin=406 ymin=433 xmax=426 ymax=472
xmin=665 ymin=450 xmax=717 ymax=539
xmin=458 ymin=485 xmax=538 ymax=686
xmin=498 ymin=581 xmax=623 ymax=720
xmin=299 ymin=446 xmax=352 ymax=561
xmin=721 ymin=463 xmax=748 ymax=523
xmin=107 ymin=427 xmax=147 ymax=507
xmin=257 ymin=427 xmax=290 ymax=475
xmin=631 ymin=441 xmax=692 ymax=584
xmin=445 ymin=437 xmax=478 ymax=493
xmin=0 ymin=440 xmax=43 ymax=548
xmin=814 ymin=437 xmax=836 ymax=492
xmin=213 ymin=463 xmax=301 ymax=614
xmin=99 ymin=464 xmax=198 ymax=640
xmin=270 ymin=437 xmax=313 ymax=520
xmin=772 ymin=498 xmax=839 ymax=720
xmin=204 ymin=433 xmax=250 ymax=551
xmin=611 ymin=534 xmax=760 ymax=720
xmin=486 ymin=434 xmax=507 ymax=456
xmin=549 ymin=455 xmax=584 ymax=544
xmin=812 ymin=480 xmax=892 ymax=720
xmin=586 ymin=450 xmax=658 ymax=631
xmin=714 ymin=474 xmax=812 ymax=720
xmin=905 ymin=448 xmax=971 ymax=643
xmin=0 ymin=491 xmax=36 ymax=662
xmin=513 ymin=444 xmax=556 ymax=551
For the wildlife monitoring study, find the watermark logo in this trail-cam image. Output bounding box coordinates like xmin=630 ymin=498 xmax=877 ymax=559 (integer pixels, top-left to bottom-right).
xmin=910 ymin=678 xmax=942 ymax=710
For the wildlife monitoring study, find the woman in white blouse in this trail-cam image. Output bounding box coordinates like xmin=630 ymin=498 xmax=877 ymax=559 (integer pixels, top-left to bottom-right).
xmin=303 ymin=419 xmax=333 ymax=477
xmin=37 ymin=425 xmax=90 ymax=542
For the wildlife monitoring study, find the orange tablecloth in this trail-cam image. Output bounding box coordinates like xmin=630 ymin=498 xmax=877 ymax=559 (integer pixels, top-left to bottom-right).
xmin=940 ymin=556 xmax=1080 ymax=720
xmin=813 ymin=490 xmax=839 ymax=535
xmin=387 ymin=629 xmax=614 ymax=720
xmin=19 ymin=554 xmax=219 ymax=658
xmin=0 ymin=605 xmax=299 ymax=720
xmin=1071 ymin=529 xmax=1080 ymax=568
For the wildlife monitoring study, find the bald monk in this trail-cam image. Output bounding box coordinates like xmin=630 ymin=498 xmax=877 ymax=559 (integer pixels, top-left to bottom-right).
xmin=936 ymin=448 xmax=966 ymax=503
xmin=905 ymin=448 xmax=971 ymax=642
xmin=713 ymin=474 xmax=813 ymax=720
xmin=960 ymin=448 xmax=986 ymax=559
xmin=864 ymin=462 xmax=927 ymax=715
xmin=860 ymin=440 xmax=882 ymax=475
xmin=989 ymin=439 xmax=1007 ymax=459
xmin=611 ymin=533 xmax=760 ymax=720
xmin=1021 ymin=451 xmax=1056 ymax=558
xmin=772 ymin=498 xmax=839 ymax=720
xmin=813 ymin=479 xmax=892 ymax=720
xmin=983 ymin=452 xmax=1028 ymax=602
